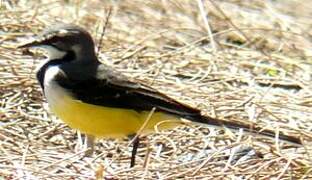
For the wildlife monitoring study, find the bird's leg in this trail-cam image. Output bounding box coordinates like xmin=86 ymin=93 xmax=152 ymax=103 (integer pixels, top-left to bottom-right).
xmin=129 ymin=134 xmax=140 ymax=168
xmin=85 ymin=134 xmax=95 ymax=156
xmin=78 ymin=133 xmax=95 ymax=157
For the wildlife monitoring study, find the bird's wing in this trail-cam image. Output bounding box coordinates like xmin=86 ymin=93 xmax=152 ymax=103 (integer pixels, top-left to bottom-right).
xmin=56 ymin=64 xmax=201 ymax=117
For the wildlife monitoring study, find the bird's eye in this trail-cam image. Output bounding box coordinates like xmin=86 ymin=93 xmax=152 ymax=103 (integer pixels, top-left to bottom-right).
xmin=50 ymin=41 xmax=66 ymax=50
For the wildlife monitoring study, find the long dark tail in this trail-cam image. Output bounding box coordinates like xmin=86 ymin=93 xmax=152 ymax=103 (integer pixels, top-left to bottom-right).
xmin=185 ymin=114 xmax=302 ymax=145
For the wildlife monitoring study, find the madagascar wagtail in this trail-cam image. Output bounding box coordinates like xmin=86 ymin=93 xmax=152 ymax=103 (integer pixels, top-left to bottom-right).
xmin=18 ymin=24 xmax=301 ymax=167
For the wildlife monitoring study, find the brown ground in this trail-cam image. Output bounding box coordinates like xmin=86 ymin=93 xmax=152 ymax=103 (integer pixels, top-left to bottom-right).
xmin=1 ymin=0 xmax=312 ymax=179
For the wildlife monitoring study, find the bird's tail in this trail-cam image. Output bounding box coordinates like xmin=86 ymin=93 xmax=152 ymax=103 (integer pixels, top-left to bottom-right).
xmin=184 ymin=114 xmax=302 ymax=145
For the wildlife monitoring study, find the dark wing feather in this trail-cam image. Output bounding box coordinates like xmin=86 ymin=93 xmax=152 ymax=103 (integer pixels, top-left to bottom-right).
xmin=55 ymin=65 xmax=201 ymax=117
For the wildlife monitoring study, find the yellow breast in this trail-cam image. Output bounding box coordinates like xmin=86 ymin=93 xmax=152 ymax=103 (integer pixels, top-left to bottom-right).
xmin=49 ymin=95 xmax=181 ymax=138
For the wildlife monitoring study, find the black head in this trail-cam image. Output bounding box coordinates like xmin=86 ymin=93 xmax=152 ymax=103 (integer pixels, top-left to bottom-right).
xmin=18 ymin=24 xmax=96 ymax=61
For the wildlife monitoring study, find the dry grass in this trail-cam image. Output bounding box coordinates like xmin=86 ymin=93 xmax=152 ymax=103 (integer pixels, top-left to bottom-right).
xmin=1 ymin=0 xmax=312 ymax=179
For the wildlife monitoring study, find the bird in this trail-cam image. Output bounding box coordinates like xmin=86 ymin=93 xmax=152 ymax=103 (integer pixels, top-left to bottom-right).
xmin=18 ymin=24 xmax=302 ymax=167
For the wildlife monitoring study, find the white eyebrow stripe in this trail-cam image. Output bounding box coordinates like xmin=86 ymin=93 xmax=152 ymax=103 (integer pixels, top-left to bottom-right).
xmin=58 ymin=29 xmax=68 ymax=34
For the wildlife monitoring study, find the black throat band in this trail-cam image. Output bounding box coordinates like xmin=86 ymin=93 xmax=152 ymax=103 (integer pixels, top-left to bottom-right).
xmin=36 ymin=51 xmax=75 ymax=90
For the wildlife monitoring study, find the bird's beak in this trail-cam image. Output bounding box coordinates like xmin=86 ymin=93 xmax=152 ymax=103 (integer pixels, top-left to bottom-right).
xmin=17 ymin=39 xmax=42 ymax=49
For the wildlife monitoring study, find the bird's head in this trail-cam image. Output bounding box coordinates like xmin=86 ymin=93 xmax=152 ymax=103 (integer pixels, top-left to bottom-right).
xmin=18 ymin=24 xmax=96 ymax=61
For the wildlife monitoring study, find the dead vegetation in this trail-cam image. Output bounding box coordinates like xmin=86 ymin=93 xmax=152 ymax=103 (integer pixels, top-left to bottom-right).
xmin=0 ymin=0 xmax=312 ymax=179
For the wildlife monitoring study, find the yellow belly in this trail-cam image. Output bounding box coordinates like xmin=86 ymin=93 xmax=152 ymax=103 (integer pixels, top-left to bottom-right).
xmin=49 ymin=94 xmax=181 ymax=138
